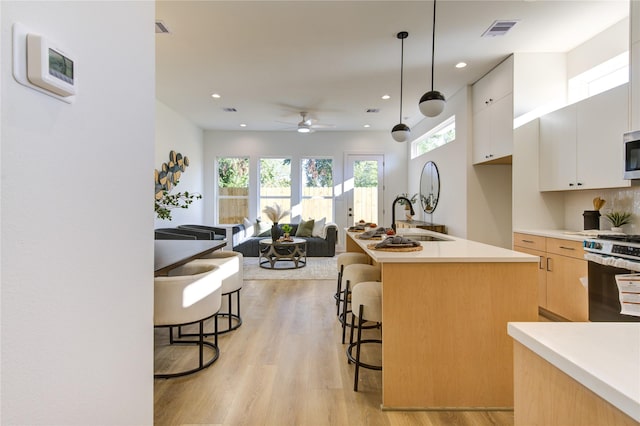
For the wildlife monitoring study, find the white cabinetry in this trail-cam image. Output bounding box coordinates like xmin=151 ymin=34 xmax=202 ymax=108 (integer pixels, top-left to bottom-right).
xmin=472 ymin=56 xmax=514 ymax=164
xmin=539 ymin=84 xmax=630 ymax=191
xmin=472 ymin=54 xmax=566 ymax=165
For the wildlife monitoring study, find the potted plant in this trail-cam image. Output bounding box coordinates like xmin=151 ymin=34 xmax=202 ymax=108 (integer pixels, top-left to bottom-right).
xmin=262 ymin=203 xmax=290 ymax=241
xmin=604 ymin=211 xmax=632 ymax=232
xmin=396 ymin=193 xmax=418 ymax=210
xmin=281 ymin=224 xmax=292 ymax=239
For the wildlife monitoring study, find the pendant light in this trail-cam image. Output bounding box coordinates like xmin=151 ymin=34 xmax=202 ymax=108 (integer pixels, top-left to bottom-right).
xmin=419 ymin=0 xmax=446 ymax=117
xmin=391 ymin=31 xmax=410 ymax=143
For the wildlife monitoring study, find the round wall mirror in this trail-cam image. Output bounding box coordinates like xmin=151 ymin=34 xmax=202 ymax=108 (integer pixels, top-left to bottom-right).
xmin=420 ymin=161 xmax=440 ymax=214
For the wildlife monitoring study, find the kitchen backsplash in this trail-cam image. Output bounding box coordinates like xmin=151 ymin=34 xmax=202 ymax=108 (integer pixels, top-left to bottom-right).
xmin=564 ymin=184 xmax=640 ymax=233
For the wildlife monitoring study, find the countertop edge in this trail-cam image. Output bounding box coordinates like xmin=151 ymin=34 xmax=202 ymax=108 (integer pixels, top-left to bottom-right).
xmin=507 ymin=323 xmax=640 ymax=423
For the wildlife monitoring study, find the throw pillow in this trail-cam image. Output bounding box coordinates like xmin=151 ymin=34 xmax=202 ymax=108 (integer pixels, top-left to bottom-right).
xmin=243 ymin=217 xmax=254 ymax=238
xmin=254 ymin=219 xmax=271 ymax=237
xmin=296 ymin=218 xmax=315 ymax=237
xmin=312 ymin=217 xmax=326 ymax=237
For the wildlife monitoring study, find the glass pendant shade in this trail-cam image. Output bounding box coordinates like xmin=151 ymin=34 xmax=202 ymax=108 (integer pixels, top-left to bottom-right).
xmin=391 ymin=123 xmax=411 ymax=142
xmin=419 ymin=90 xmax=446 ymax=117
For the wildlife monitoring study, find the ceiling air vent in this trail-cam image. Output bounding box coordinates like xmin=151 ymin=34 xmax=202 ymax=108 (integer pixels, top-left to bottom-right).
xmin=481 ymin=20 xmax=519 ymax=37
xmin=366 ymin=108 xmax=380 ymax=113
xmin=222 ymin=107 xmax=238 ymax=112
xmin=155 ymin=21 xmax=170 ymax=34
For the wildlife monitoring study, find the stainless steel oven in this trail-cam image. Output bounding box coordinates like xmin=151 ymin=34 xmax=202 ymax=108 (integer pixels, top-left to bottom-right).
xmin=624 ymin=130 xmax=640 ymax=180
xmin=584 ymin=235 xmax=640 ymax=322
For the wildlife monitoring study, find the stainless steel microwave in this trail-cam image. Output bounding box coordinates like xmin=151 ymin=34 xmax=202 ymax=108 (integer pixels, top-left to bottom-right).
xmin=624 ymin=130 xmax=640 ymax=179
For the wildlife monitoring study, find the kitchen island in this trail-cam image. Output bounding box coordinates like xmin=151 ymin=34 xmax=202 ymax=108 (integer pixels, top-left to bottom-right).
xmin=346 ymin=228 xmax=538 ymax=409
xmin=508 ymin=322 xmax=640 ymax=425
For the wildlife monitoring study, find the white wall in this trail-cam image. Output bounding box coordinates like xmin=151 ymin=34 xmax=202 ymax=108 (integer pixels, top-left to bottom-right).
xmin=1 ymin=2 xmax=154 ymax=424
xmin=155 ymin=100 xmax=204 ymax=228
xmin=409 ymin=87 xmax=470 ymax=238
xmin=512 ymin=119 xmax=565 ymax=230
xmin=567 ymin=17 xmax=630 ymax=80
xmin=202 ymin=130 xmax=407 ymax=249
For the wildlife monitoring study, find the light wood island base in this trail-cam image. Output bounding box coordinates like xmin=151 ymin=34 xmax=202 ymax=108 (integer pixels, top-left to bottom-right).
xmin=513 ymin=341 xmax=639 ymax=426
xmin=381 ymin=261 xmax=537 ymax=409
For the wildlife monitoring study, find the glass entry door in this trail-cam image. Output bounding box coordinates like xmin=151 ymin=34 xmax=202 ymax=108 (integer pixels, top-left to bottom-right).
xmin=344 ymin=154 xmax=383 ymax=226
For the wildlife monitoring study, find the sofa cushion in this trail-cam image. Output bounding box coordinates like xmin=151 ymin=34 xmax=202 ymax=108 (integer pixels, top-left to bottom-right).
xmin=296 ymin=219 xmax=314 ymax=237
xmin=312 ymin=217 xmax=326 ymax=237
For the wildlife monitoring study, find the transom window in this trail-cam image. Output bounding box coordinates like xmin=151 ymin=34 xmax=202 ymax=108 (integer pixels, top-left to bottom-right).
xmin=411 ymin=115 xmax=456 ymax=159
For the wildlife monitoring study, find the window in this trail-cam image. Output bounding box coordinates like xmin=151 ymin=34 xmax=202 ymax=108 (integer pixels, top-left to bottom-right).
xmin=259 ymin=158 xmax=291 ymax=223
xmin=411 ymin=115 xmax=455 ymax=159
xmin=568 ymin=52 xmax=629 ymax=104
xmin=301 ymin=158 xmax=334 ymax=222
xmin=217 ymin=157 xmax=249 ymax=224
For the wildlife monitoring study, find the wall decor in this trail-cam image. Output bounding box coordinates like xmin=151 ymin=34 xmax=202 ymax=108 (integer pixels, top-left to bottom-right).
xmin=154 ymin=150 xmax=200 ymax=220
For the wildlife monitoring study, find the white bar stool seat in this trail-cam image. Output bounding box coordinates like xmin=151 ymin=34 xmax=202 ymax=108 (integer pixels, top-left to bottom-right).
xmin=335 ymin=252 xmax=371 ymax=311
xmin=339 ymin=263 xmax=380 ymax=344
xmin=346 ymin=280 xmax=382 ymax=391
xmin=154 ymin=262 xmax=223 ymax=379
xmin=188 ymin=251 xmax=243 ymax=334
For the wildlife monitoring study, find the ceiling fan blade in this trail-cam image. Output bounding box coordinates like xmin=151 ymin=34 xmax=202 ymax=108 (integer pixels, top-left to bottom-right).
xmin=310 ymin=123 xmax=336 ymax=129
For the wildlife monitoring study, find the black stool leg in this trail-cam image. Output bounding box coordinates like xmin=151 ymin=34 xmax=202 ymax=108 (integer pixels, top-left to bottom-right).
xmin=341 ymin=279 xmax=351 ymax=344
xmin=336 ymin=264 xmax=344 ymax=313
xmin=354 ymin=304 xmax=364 ymax=392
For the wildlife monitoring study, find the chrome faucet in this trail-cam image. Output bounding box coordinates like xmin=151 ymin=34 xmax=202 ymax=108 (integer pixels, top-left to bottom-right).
xmin=392 ymin=196 xmax=415 ymax=232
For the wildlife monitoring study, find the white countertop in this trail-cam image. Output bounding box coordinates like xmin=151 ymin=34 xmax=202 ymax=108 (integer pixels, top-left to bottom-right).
xmin=348 ymin=228 xmax=538 ymax=264
xmin=508 ymin=322 xmax=640 ymax=422
xmin=513 ymin=228 xmax=624 ymax=242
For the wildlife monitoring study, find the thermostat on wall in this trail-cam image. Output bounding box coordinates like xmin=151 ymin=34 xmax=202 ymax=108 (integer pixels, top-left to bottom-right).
xmin=12 ymin=23 xmax=77 ymax=103
xmin=27 ymin=34 xmax=76 ymax=97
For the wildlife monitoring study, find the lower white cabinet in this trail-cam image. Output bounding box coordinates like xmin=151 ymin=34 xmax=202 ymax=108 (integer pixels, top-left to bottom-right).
xmin=539 ymin=84 xmax=630 ymax=191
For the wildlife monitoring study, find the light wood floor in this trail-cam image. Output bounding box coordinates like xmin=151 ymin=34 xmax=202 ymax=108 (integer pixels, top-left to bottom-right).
xmin=154 ymin=278 xmax=515 ymax=426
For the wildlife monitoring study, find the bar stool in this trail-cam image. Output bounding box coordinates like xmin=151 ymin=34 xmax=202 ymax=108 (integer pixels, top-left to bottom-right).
xmin=339 ymin=263 xmax=380 ymax=344
xmin=154 ymin=262 xmax=223 ymax=379
xmin=187 ymin=251 xmax=243 ymax=334
xmin=346 ymin=280 xmax=382 ymax=391
xmin=335 ymin=252 xmax=370 ymax=313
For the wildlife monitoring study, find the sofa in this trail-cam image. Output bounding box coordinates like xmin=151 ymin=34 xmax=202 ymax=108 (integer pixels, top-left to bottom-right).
xmin=222 ymin=221 xmax=338 ymax=257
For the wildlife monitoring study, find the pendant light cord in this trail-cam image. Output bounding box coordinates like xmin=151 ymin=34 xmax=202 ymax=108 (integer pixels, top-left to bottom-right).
xmin=431 ymin=0 xmax=437 ymax=91
xmin=399 ymin=34 xmax=405 ymax=124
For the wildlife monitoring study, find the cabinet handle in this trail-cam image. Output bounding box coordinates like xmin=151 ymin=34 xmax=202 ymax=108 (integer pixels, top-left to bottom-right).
xmin=539 ymin=256 xmax=545 ymax=270
xmin=569 ymin=183 xmax=575 ymax=186
xmin=577 ymin=182 xmax=583 ymax=186
xmin=521 ymin=239 xmax=535 ymax=244
xmin=559 ymin=246 xmax=575 ymax=251
xmin=546 ymin=257 xmax=552 ymax=272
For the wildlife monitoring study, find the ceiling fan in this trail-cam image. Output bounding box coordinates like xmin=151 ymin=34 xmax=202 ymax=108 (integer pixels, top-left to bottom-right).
xmin=278 ymin=112 xmax=335 ymax=133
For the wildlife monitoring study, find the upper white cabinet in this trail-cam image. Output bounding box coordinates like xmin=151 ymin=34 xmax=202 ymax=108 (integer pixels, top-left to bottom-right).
xmin=472 ymin=54 xmax=566 ymax=165
xmin=539 ymin=84 xmax=630 ymax=191
xmin=472 ymin=56 xmax=514 ymax=164
xmin=631 ymin=1 xmax=640 ymax=130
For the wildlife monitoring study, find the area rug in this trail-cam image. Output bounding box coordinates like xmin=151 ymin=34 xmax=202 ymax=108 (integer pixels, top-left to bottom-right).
xmin=243 ymin=256 xmax=337 ymax=280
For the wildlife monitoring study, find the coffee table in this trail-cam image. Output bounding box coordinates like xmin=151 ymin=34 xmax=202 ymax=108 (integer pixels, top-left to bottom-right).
xmin=258 ymin=237 xmax=307 ymax=269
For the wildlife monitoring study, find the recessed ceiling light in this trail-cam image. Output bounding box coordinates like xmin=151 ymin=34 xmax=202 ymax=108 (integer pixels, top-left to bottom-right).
xmin=211 ymin=93 xmax=221 ymax=99
xmin=455 ymin=62 xmax=467 ymax=69
xmin=363 ymin=124 xmax=371 ymax=128
xmin=240 ymin=123 xmax=247 ymax=127
xmin=381 ymin=94 xmax=391 ymax=100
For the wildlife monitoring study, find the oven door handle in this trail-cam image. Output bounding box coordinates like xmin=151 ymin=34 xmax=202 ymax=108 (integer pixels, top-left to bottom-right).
xmin=584 ymin=252 xmax=640 ymax=272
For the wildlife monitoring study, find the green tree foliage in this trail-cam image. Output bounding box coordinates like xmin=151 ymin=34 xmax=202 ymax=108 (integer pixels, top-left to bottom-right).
xmin=302 ymin=158 xmax=333 ymax=187
xmin=260 ymin=158 xmax=291 ymax=187
xmin=218 ymin=157 xmax=249 ymax=188
xmin=354 ymin=160 xmax=378 ymax=187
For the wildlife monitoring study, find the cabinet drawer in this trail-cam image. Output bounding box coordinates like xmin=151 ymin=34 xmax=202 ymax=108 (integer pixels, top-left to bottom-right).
xmin=546 ymin=238 xmax=584 ymax=260
xmin=513 ymin=233 xmax=546 ymax=251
